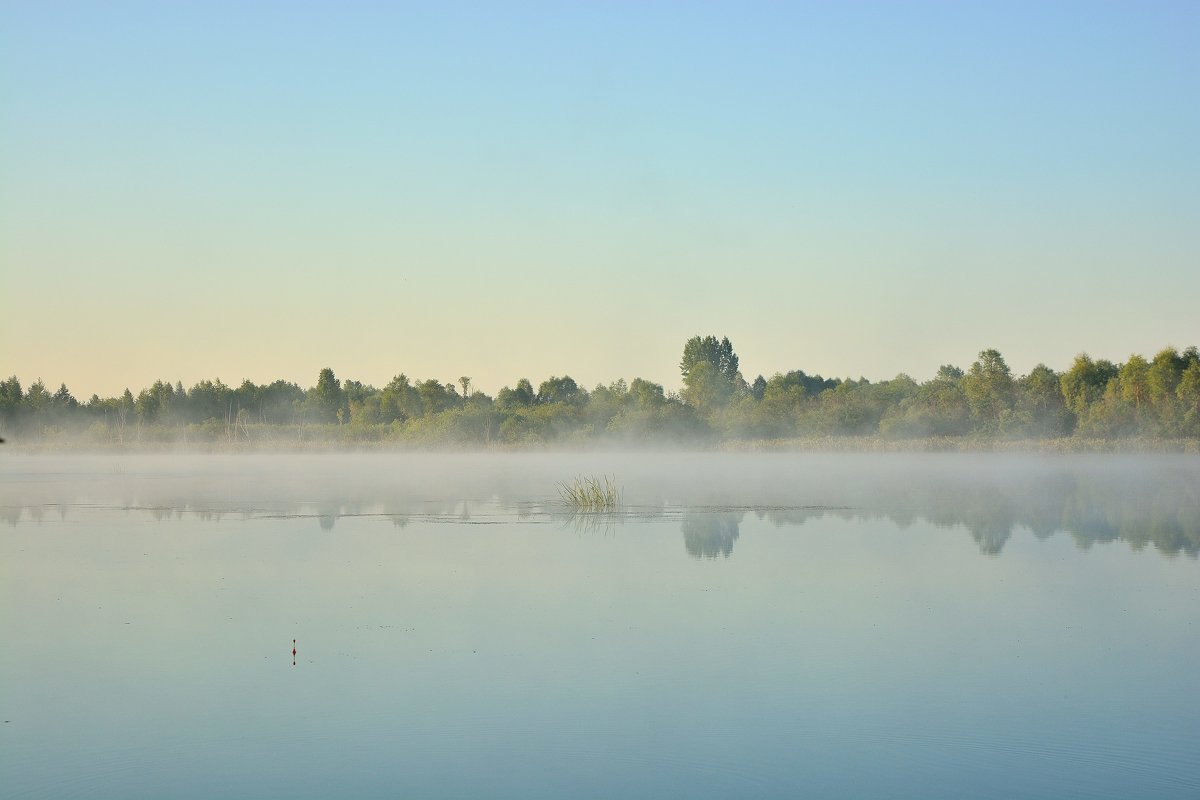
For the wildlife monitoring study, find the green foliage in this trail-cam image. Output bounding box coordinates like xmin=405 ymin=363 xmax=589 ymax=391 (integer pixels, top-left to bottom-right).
xmin=629 ymin=378 xmax=666 ymax=407
xmin=1118 ymin=355 xmax=1150 ymax=409
xmin=0 ymin=376 xmax=22 ymax=434
xmin=681 ymin=335 xmax=738 ymax=383
xmin=681 ymin=361 xmax=732 ymax=412
xmin=0 ymin=376 xmax=23 ymax=411
xmin=1146 ymin=347 xmax=1188 ymax=434
xmin=380 ymin=374 xmax=420 ymax=422
xmin=880 ymin=377 xmax=972 ymax=438
xmin=415 ymin=379 xmax=461 ymax=417
xmin=1013 ymin=364 xmax=1071 ymax=437
xmin=811 ymin=378 xmax=903 ymax=436
xmin=496 ymin=378 xmax=536 ymax=409
xmin=936 ymin=364 xmax=964 ymax=381
xmin=188 ymin=379 xmax=232 ymax=423
xmin=1061 ymin=354 xmax=1119 ymax=423
xmin=311 ymin=368 xmax=344 ymax=423
xmin=681 ymin=335 xmax=742 ymax=410
xmin=963 ymin=349 xmax=1015 ymax=432
xmin=537 ymin=375 xmax=585 ymax=406
xmin=6 ymin=340 xmax=1200 ymax=446
xmin=1178 ymin=358 xmax=1200 ymax=437
xmin=24 ymin=380 xmax=50 ymax=413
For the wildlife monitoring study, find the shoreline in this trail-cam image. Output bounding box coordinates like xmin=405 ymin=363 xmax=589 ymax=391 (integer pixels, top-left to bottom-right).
xmin=3 ymin=436 xmax=1197 ymax=456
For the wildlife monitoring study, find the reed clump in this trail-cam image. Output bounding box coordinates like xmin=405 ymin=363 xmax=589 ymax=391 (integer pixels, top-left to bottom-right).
xmin=557 ymin=474 xmax=621 ymax=511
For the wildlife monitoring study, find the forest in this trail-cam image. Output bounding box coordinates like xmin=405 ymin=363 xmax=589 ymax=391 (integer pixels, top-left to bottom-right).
xmin=3 ymin=336 xmax=1199 ymax=448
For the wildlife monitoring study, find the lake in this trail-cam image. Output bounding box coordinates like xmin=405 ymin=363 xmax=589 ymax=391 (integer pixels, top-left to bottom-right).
xmin=2 ymin=453 xmax=1198 ymax=798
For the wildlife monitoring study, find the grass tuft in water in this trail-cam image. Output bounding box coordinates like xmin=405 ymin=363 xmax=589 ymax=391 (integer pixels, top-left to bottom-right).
xmin=557 ymin=475 xmax=621 ymax=511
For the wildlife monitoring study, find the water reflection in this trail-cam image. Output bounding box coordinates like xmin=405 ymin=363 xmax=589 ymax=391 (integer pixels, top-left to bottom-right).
xmin=554 ymin=510 xmax=624 ymax=538
xmin=1 ymin=454 xmax=1197 ymax=559
xmin=682 ymin=511 xmax=742 ymax=558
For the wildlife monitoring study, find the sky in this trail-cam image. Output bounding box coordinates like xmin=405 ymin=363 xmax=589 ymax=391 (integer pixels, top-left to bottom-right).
xmin=2 ymin=1 xmax=1197 ymax=398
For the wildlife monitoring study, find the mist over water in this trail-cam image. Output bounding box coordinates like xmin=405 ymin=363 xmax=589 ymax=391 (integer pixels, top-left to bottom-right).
xmin=4 ymin=453 xmax=1197 ymax=558
xmin=2 ymin=453 xmax=1198 ymax=798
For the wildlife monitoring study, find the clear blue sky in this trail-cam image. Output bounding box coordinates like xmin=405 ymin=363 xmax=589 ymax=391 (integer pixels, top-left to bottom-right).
xmin=2 ymin=1 xmax=1197 ymax=397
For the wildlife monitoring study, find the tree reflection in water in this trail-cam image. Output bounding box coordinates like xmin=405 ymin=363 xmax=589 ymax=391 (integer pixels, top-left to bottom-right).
xmin=681 ymin=511 xmax=743 ymax=559
xmin=2 ymin=455 xmax=1197 ymax=560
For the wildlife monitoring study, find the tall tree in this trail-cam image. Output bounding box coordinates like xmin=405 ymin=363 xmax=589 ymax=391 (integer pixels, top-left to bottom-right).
xmin=414 ymin=379 xmax=459 ymax=416
xmin=936 ymin=364 xmax=964 ymax=381
xmin=1016 ymin=364 xmax=1070 ymax=437
xmin=1177 ymin=359 xmax=1200 ymax=435
xmin=496 ymin=378 xmax=536 ymax=409
xmin=1118 ymin=355 xmax=1150 ymax=409
xmin=963 ymin=349 xmax=1014 ymax=431
xmin=681 ymin=335 xmax=741 ymax=409
xmin=312 ymin=368 xmax=343 ymax=423
xmin=1060 ymin=354 xmax=1118 ymax=423
xmin=24 ymin=379 xmax=50 ymax=413
xmin=629 ymin=378 xmax=666 ymax=407
xmin=375 ymin=375 xmax=412 ymax=423
xmin=0 ymin=376 xmax=23 ymax=426
xmin=537 ymin=375 xmax=584 ymax=405
xmin=680 ymin=335 xmax=739 ymax=383
xmin=1147 ymin=347 xmax=1187 ymax=432
xmin=682 ymin=361 xmax=733 ymax=411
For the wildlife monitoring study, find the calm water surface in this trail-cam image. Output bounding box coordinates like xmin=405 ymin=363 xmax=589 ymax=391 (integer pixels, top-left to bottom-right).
xmin=2 ymin=453 xmax=1198 ymax=798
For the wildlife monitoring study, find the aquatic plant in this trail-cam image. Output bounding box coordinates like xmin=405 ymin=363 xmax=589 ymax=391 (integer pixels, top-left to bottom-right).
xmin=557 ymin=474 xmax=621 ymax=511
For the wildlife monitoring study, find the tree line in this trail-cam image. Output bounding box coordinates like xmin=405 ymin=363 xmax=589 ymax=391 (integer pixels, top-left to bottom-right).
xmin=2 ymin=336 xmax=1199 ymax=446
